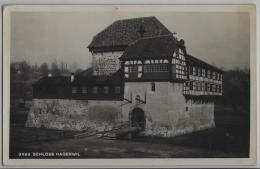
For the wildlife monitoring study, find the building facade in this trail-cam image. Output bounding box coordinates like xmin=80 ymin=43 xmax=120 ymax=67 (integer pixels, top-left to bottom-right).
xmin=26 ymin=16 xmax=223 ymax=137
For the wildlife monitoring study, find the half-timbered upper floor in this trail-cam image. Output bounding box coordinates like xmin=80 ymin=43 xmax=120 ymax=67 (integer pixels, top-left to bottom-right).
xmin=119 ymin=35 xmax=223 ymax=96
xmin=120 ymin=35 xmax=188 ymax=82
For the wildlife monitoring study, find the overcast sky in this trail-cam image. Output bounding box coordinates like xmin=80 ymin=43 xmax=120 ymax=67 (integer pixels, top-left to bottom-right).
xmin=11 ymin=11 xmax=250 ymax=71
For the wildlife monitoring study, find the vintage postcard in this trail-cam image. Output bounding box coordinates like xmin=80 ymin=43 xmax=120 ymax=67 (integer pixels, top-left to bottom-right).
xmin=2 ymin=5 xmax=257 ymax=167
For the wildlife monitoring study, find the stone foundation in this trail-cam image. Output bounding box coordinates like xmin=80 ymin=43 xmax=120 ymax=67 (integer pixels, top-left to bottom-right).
xmin=26 ymin=99 xmax=123 ymax=131
xmin=27 ymin=87 xmax=215 ymax=137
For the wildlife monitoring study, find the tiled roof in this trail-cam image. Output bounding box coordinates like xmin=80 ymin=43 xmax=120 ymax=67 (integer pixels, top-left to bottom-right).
xmin=186 ymin=54 xmax=223 ymax=73
xmin=33 ymin=76 xmax=71 ymax=86
xmin=34 ymin=69 xmax=123 ymax=86
xmin=88 ymin=16 xmax=172 ymax=49
xmin=73 ymin=69 xmax=123 ymax=85
xmin=120 ymin=35 xmax=178 ymax=60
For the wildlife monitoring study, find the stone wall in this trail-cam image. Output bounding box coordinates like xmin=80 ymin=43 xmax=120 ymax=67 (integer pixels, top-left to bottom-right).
xmin=92 ymin=51 xmax=123 ymax=76
xmin=166 ymin=82 xmax=215 ymax=137
xmin=122 ymin=82 xmax=215 ymax=137
xmin=26 ymin=99 xmax=123 ymax=131
xmin=27 ymin=82 xmax=215 ymax=137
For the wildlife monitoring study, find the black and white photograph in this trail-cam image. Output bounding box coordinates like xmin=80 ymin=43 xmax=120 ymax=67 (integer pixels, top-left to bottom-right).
xmin=2 ymin=4 xmax=257 ymax=167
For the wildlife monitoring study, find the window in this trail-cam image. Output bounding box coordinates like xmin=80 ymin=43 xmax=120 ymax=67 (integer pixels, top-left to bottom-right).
xmin=197 ymin=68 xmax=201 ymax=76
xmin=202 ymin=69 xmax=205 ymax=77
xmin=197 ymin=82 xmax=201 ymax=91
xmin=115 ymin=86 xmax=121 ymax=94
xmin=72 ymin=87 xmax=77 ymax=94
xmin=190 ymin=81 xmax=193 ymax=90
xmin=124 ymin=66 xmax=129 ymax=73
xmin=193 ymin=67 xmax=196 ymax=75
xmin=138 ymin=73 xmax=142 ymax=78
xmin=212 ymin=72 xmax=216 ymax=80
xmin=202 ymin=82 xmax=205 ymax=91
xmin=103 ymin=86 xmax=109 ymax=94
xmin=82 ymin=87 xmax=87 ymax=94
xmin=138 ymin=65 xmax=142 ymax=72
xmin=173 ymin=51 xmax=177 ymax=57
xmin=92 ymin=86 xmax=98 ymax=94
xmin=145 ymin=60 xmax=150 ymax=64
xmin=163 ymin=59 xmax=169 ymax=63
xmin=125 ymin=74 xmax=129 ymax=78
xmin=210 ymin=84 xmax=213 ymax=92
xmin=189 ymin=66 xmax=192 ymax=74
xmin=216 ymin=85 xmax=219 ymax=93
xmin=207 ymin=70 xmax=211 ymax=78
xmin=151 ymin=82 xmax=155 ymax=91
xmin=129 ymin=66 xmax=137 ymax=72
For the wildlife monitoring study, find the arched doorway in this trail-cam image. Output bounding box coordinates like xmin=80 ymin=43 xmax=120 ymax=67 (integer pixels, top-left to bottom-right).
xmin=130 ymin=108 xmax=145 ymax=130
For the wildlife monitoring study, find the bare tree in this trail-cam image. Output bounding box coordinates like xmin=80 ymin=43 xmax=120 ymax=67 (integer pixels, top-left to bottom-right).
xmin=39 ymin=63 xmax=49 ymax=76
xmin=51 ymin=62 xmax=61 ymax=76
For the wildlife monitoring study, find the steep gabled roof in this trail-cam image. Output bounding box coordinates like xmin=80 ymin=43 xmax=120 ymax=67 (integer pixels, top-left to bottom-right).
xmin=120 ymin=35 xmax=178 ymax=60
xmin=88 ymin=16 xmax=172 ymax=50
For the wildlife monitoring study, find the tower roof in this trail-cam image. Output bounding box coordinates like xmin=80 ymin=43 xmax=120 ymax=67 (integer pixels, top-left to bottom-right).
xmin=88 ymin=16 xmax=172 ymax=51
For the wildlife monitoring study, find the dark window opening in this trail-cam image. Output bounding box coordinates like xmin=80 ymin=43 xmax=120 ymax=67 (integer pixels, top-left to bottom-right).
xmin=93 ymin=86 xmax=98 ymax=94
xmin=151 ymin=82 xmax=156 ymax=91
xmin=103 ymin=86 xmax=109 ymax=94
xmin=72 ymin=87 xmax=77 ymax=94
xmin=115 ymin=86 xmax=121 ymax=94
xmin=190 ymin=81 xmax=193 ymax=90
xmin=82 ymin=87 xmax=87 ymax=94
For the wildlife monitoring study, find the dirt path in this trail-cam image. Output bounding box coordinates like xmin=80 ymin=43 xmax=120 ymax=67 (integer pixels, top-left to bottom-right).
xmin=11 ymin=135 xmax=243 ymax=158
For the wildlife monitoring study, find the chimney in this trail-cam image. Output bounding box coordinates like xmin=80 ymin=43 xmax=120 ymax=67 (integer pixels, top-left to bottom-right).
xmin=70 ymin=73 xmax=75 ymax=82
xmin=48 ymin=73 xmax=52 ymax=77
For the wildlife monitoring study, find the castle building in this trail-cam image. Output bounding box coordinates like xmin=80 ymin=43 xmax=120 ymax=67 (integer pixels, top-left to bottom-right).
xmin=28 ymin=16 xmax=223 ymax=137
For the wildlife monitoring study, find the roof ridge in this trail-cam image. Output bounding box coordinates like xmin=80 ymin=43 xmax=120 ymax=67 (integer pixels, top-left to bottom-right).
xmin=128 ymin=34 xmax=174 ymax=46
xmin=115 ymin=16 xmax=156 ymax=22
